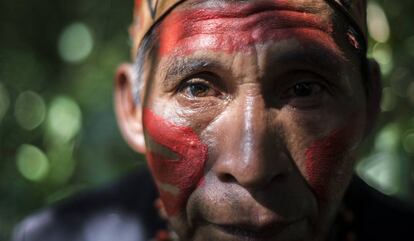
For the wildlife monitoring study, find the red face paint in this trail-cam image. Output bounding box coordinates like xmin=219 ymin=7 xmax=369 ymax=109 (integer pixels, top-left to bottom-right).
xmin=304 ymin=114 xmax=360 ymax=198
xmin=158 ymin=1 xmax=340 ymax=57
xmin=143 ymin=108 xmax=208 ymax=216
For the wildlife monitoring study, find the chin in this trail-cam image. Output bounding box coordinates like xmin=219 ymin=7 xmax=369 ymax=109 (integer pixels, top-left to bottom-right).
xmin=167 ymin=191 xmax=343 ymax=241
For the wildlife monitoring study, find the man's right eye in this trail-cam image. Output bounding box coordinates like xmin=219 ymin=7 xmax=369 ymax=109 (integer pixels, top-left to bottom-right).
xmin=179 ymin=78 xmax=220 ymax=98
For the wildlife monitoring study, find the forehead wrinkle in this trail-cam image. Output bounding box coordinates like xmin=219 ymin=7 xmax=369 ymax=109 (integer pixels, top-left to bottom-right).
xmin=188 ymin=11 xmax=332 ymax=34
xmin=158 ymin=3 xmax=337 ymax=57
xmin=185 ymin=0 xmax=332 ymax=15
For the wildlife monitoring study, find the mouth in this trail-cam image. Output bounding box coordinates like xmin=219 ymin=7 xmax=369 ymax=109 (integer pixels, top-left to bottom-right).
xmin=207 ymin=218 xmax=307 ymax=241
xmin=215 ymin=224 xmax=283 ymax=240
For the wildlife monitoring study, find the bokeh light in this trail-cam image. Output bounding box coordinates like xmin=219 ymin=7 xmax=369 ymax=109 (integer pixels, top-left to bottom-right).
xmin=47 ymin=145 xmax=76 ymax=184
xmin=46 ymin=96 xmax=82 ymax=144
xmin=375 ymin=123 xmax=400 ymax=151
xmin=58 ymin=22 xmax=94 ymax=63
xmin=407 ymin=81 xmax=414 ymax=106
xmin=16 ymin=144 xmax=50 ymax=182
xmin=357 ymin=124 xmax=402 ymax=196
xmin=14 ymin=91 xmax=46 ymax=130
xmin=356 ymin=123 xmax=401 ymax=195
xmin=0 ymin=82 xmax=10 ymax=123
xmin=380 ymin=87 xmax=397 ymax=112
xmin=357 ymin=152 xmax=400 ymax=195
xmin=367 ymin=1 xmax=391 ymax=43
xmin=405 ymin=35 xmax=414 ymax=57
xmin=403 ymin=130 xmax=414 ymax=154
xmin=389 ymin=67 xmax=410 ymax=97
xmin=371 ymin=43 xmax=394 ymax=75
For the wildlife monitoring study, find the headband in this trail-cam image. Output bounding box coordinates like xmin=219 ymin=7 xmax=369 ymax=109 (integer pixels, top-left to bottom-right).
xmin=130 ymin=0 xmax=367 ymax=57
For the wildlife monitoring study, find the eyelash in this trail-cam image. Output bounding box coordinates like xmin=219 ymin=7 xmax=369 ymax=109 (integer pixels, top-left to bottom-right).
xmin=281 ymin=81 xmax=325 ymax=98
xmin=177 ymin=76 xmax=220 ymax=98
xmin=278 ymin=75 xmax=332 ymax=109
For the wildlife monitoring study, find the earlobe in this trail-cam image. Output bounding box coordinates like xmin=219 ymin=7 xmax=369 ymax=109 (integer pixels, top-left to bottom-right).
xmin=114 ymin=63 xmax=147 ymax=154
xmin=365 ymin=58 xmax=382 ymax=134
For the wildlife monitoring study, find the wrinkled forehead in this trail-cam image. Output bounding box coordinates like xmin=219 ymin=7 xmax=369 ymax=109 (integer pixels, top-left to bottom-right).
xmin=156 ymin=0 xmax=340 ymax=58
xmin=131 ymin=0 xmax=367 ymax=57
xmin=175 ymin=0 xmax=335 ymax=26
xmin=186 ymin=0 xmax=331 ymax=12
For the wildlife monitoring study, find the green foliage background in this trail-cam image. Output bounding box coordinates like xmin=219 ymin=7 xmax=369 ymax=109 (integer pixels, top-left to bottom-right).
xmin=0 ymin=0 xmax=413 ymax=240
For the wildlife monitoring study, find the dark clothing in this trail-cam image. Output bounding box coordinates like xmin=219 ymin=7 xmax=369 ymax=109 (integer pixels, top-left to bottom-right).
xmin=12 ymin=168 xmax=414 ymax=241
xmin=333 ymin=176 xmax=414 ymax=241
xmin=12 ymin=169 xmax=166 ymax=241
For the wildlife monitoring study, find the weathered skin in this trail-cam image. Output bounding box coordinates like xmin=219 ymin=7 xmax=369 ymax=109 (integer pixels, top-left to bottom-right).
xmin=115 ymin=0 xmax=379 ymax=240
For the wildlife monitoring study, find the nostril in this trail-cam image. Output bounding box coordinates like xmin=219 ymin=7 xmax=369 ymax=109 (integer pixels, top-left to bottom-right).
xmin=219 ymin=173 xmax=237 ymax=183
xmin=272 ymin=171 xmax=288 ymax=182
xmin=220 ymin=168 xmax=291 ymax=190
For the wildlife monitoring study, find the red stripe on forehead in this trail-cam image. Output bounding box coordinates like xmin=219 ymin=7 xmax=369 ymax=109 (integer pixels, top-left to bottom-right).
xmin=158 ymin=3 xmax=336 ymax=57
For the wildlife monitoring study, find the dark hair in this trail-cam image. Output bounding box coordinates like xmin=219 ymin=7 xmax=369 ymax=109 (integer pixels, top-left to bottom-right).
xmin=133 ymin=22 xmax=160 ymax=104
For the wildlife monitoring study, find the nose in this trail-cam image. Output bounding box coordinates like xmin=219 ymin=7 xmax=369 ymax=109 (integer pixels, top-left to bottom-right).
xmin=213 ymin=89 xmax=292 ymax=190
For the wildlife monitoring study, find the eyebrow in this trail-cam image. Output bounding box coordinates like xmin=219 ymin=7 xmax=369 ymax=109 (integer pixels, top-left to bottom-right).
xmin=266 ymin=41 xmax=348 ymax=75
xmin=163 ymin=58 xmax=224 ymax=84
xmin=159 ymin=49 xmax=348 ymax=94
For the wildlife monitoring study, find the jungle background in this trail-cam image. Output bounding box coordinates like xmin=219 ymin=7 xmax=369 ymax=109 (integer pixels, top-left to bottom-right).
xmin=0 ymin=0 xmax=413 ymax=240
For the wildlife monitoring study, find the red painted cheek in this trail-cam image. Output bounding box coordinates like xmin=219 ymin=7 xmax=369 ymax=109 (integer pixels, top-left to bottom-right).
xmin=143 ymin=108 xmax=208 ymax=216
xmin=305 ymin=115 xmax=360 ymax=198
xmin=158 ymin=7 xmax=338 ymax=57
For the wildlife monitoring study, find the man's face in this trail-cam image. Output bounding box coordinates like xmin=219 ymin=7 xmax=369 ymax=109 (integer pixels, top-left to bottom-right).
xmin=132 ymin=0 xmax=369 ymax=240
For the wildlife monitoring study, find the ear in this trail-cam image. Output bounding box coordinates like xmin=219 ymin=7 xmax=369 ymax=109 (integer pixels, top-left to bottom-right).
xmin=365 ymin=58 xmax=382 ymax=134
xmin=114 ymin=63 xmax=146 ymax=154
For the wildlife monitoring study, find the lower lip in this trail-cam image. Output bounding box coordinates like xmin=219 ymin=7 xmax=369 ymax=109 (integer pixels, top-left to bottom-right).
xmin=209 ymin=219 xmax=307 ymax=241
xmin=216 ymin=225 xmax=277 ymax=240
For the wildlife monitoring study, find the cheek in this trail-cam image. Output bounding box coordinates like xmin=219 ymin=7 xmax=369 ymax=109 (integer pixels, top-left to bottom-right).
xmin=304 ymin=114 xmax=361 ymax=200
xmin=143 ymin=108 xmax=208 ymax=216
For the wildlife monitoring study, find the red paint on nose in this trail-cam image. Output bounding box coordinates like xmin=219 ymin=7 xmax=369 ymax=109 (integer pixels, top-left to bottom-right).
xmin=143 ymin=108 xmax=208 ymax=216
xmin=158 ymin=4 xmax=337 ymax=57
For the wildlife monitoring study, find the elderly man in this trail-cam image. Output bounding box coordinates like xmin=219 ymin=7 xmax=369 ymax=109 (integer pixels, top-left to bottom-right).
xmin=13 ymin=0 xmax=414 ymax=241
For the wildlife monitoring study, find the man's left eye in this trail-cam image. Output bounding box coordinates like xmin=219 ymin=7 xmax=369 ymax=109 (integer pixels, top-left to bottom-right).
xmin=289 ymin=82 xmax=323 ymax=98
xmin=279 ymin=80 xmax=327 ymax=109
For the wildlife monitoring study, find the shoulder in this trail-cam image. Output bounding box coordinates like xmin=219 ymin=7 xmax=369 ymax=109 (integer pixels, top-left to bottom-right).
xmin=12 ymin=168 xmax=165 ymax=241
xmin=342 ymin=176 xmax=414 ymax=241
